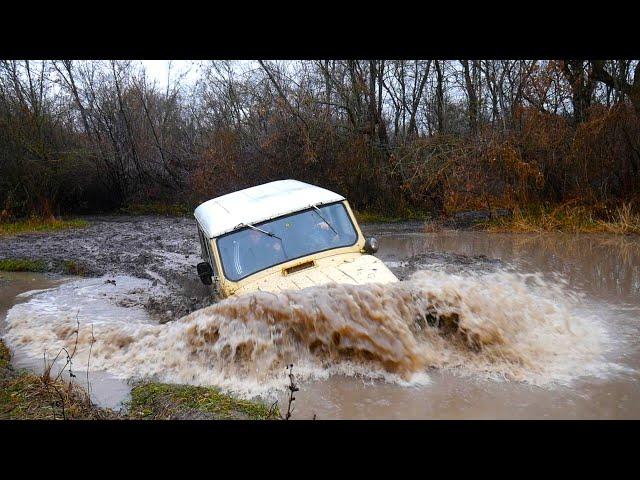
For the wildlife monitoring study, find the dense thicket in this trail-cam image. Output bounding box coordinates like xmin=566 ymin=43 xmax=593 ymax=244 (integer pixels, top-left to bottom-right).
xmin=1 ymin=60 xmax=638 ymax=220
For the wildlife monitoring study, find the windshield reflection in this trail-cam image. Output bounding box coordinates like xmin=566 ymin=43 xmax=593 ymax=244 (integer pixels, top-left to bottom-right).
xmin=217 ymin=202 xmax=358 ymax=281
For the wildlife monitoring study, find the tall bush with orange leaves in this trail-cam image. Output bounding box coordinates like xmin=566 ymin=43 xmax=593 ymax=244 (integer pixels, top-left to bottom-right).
xmin=441 ymin=105 xmax=640 ymax=215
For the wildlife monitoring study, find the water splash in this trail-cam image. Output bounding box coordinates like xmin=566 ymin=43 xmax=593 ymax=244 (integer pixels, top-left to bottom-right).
xmin=3 ymin=270 xmax=613 ymax=398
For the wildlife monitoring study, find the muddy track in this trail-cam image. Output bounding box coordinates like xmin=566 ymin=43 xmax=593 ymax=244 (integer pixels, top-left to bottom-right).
xmin=0 ymin=216 xmax=216 ymax=322
xmin=0 ymin=215 xmax=503 ymax=322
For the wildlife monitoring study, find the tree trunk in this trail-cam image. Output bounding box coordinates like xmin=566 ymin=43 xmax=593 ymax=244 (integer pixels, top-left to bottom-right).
xmin=461 ymin=60 xmax=478 ymax=134
xmin=434 ymin=60 xmax=445 ymax=133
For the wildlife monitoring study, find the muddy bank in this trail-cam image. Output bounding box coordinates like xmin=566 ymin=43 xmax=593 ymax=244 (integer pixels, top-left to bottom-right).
xmin=1 ymin=337 xmax=277 ymax=419
xmin=0 ymin=215 xmax=215 ymax=322
xmin=0 ymin=215 xmax=500 ymax=323
xmin=0 ymin=337 xmax=117 ymax=419
xmin=0 ymin=274 xmax=278 ymax=420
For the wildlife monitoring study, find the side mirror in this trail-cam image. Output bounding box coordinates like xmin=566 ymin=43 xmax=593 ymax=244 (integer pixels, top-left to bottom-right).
xmin=363 ymin=237 xmax=379 ymax=254
xmin=197 ymin=262 xmax=213 ymax=285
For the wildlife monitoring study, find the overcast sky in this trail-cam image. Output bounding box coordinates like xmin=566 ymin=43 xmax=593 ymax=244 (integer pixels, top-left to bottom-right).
xmin=140 ymin=60 xmax=202 ymax=87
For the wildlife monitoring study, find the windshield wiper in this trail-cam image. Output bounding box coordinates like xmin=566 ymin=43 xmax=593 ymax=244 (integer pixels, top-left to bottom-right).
xmin=240 ymin=223 xmax=282 ymax=241
xmin=312 ymin=205 xmax=338 ymax=235
xmin=237 ymin=223 xmax=288 ymax=256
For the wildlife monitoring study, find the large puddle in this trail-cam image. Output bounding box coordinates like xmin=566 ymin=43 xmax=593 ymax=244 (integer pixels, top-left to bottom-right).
xmin=2 ymin=229 xmax=639 ymax=418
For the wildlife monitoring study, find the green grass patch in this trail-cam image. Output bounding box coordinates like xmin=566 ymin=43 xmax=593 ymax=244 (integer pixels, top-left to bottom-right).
xmin=0 ymin=258 xmax=89 ymax=275
xmin=120 ymin=202 xmax=191 ymax=217
xmin=129 ymin=382 xmax=279 ymax=420
xmin=1 ymin=339 xmax=276 ymax=420
xmin=0 ymin=259 xmax=46 ymax=272
xmin=0 ymin=339 xmax=115 ymax=420
xmin=0 ymin=217 xmax=89 ymax=237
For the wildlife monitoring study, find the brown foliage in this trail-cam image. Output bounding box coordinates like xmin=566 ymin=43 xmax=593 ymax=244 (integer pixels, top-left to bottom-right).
xmin=1 ymin=60 xmax=639 ymax=220
xmin=442 ymin=105 xmax=640 ymax=214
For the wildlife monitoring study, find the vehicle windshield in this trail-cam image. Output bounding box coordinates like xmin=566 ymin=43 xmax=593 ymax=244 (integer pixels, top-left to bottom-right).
xmin=217 ymin=202 xmax=358 ymax=281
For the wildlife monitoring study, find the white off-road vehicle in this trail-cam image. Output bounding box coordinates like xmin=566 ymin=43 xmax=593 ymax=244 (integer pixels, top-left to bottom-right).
xmin=194 ymin=180 xmax=398 ymax=298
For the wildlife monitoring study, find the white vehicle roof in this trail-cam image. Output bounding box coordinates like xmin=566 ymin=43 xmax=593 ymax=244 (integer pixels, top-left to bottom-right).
xmin=194 ymin=179 xmax=345 ymax=238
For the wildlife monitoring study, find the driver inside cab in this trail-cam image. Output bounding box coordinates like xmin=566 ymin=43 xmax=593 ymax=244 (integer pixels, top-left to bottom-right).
xmin=232 ymin=228 xmax=284 ymax=277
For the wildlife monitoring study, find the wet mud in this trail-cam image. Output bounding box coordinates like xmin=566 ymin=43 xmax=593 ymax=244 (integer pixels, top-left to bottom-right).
xmin=0 ymin=216 xmax=492 ymax=322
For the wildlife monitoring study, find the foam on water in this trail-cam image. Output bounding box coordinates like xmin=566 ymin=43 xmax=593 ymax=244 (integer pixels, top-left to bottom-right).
xmin=2 ymin=270 xmax=619 ymax=399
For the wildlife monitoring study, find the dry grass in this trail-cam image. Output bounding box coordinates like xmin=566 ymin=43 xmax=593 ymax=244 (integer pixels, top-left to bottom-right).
xmin=0 ymin=341 xmax=11 ymax=370
xmin=423 ymin=221 xmax=444 ymax=233
xmin=483 ymin=203 xmax=640 ymax=234
xmin=355 ymin=209 xmax=430 ymax=224
xmin=0 ymin=339 xmax=115 ymax=420
xmin=0 ymin=217 xmax=88 ymax=237
xmin=596 ymin=203 xmax=640 ymax=235
xmin=0 ymin=371 xmax=116 ymax=420
xmin=1 ymin=337 xmax=277 ymax=420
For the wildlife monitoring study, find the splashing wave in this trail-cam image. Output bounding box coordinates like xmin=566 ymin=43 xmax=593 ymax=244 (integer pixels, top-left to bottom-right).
xmin=3 ymin=270 xmax=611 ymax=397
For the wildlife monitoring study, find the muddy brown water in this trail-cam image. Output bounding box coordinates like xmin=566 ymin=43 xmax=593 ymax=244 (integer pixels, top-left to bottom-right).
xmin=285 ymin=231 xmax=640 ymax=419
xmin=0 ymin=272 xmax=132 ymax=410
xmin=2 ymin=227 xmax=639 ymax=418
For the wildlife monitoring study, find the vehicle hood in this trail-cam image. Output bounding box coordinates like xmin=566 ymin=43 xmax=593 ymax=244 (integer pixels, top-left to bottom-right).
xmin=231 ymin=253 xmax=398 ymax=296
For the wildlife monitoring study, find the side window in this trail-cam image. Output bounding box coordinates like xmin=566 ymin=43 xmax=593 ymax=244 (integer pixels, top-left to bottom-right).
xmin=197 ymin=226 xmax=208 ymax=261
xmin=198 ymin=226 xmax=218 ymax=278
xmin=205 ymin=240 xmax=218 ymax=278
